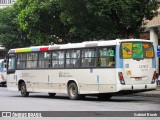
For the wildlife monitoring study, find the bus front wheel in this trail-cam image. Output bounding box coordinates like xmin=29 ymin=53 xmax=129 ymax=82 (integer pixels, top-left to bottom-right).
xmin=68 ymin=82 xmax=80 ymax=100
xmin=20 ymin=82 xmax=29 ymax=97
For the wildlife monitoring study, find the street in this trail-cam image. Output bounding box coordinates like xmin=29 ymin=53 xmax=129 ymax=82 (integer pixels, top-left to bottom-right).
xmin=0 ymin=85 xmax=160 ymax=119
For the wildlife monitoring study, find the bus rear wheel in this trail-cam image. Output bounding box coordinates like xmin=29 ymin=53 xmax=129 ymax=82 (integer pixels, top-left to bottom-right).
xmin=98 ymin=93 xmax=112 ymax=101
xmin=20 ymin=82 xmax=29 ymax=97
xmin=68 ymin=82 xmax=80 ymax=100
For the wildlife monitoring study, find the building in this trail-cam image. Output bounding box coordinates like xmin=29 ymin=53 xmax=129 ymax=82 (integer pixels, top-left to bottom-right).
xmin=144 ymin=9 xmax=160 ymax=74
xmin=0 ymin=0 xmax=15 ymax=8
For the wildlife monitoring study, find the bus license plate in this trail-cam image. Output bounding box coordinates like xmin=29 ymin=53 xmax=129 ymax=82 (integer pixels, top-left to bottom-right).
xmin=135 ymin=77 xmax=142 ymax=80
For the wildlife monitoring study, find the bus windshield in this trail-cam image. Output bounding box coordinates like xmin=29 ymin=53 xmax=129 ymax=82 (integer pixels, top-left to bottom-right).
xmin=121 ymin=42 xmax=154 ymax=59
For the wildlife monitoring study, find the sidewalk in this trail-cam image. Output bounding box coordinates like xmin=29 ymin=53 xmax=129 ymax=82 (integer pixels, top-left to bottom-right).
xmin=132 ymin=85 xmax=160 ymax=97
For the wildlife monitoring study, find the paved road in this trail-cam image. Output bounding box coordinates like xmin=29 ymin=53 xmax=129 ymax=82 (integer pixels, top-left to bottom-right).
xmin=0 ymin=86 xmax=159 ymax=120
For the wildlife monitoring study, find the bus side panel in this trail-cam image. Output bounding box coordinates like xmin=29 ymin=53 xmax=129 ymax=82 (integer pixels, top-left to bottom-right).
xmin=59 ymin=69 xmax=117 ymax=94
xmin=96 ymin=69 xmax=117 ymax=93
xmin=16 ymin=70 xmax=60 ymax=93
xmin=7 ymin=74 xmax=18 ymax=91
xmin=14 ymin=69 xmax=117 ymax=94
xmin=58 ymin=69 xmax=99 ymax=94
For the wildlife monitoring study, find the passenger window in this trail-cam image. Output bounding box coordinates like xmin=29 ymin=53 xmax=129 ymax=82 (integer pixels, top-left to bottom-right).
xmin=17 ymin=54 xmax=26 ymax=69
xmin=38 ymin=52 xmax=51 ymax=68
xmin=26 ymin=53 xmax=38 ymax=68
xmin=66 ymin=50 xmax=80 ymax=68
xmin=81 ymin=48 xmax=97 ymax=67
xmin=52 ymin=51 xmax=64 ymax=68
xmin=98 ymin=47 xmax=115 ymax=67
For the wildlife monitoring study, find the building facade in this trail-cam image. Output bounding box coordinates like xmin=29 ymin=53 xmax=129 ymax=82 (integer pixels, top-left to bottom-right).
xmin=145 ymin=9 xmax=160 ymax=74
xmin=0 ymin=0 xmax=15 ymax=8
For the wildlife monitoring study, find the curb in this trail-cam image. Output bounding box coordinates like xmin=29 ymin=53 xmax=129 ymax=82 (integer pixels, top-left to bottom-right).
xmin=132 ymin=92 xmax=160 ymax=98
xmin=156 ymin=85 xmax=160 ymax=90
xmin=132 ymin=86 xmax=160 ymax=97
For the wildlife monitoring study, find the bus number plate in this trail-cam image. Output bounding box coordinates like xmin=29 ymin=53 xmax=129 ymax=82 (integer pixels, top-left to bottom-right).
xmin=135 ymin=77 xmax=142 ymax=80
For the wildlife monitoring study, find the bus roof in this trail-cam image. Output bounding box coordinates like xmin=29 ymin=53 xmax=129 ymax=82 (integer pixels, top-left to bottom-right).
xmin=0 ymin=46 xmax=5 ymax=50
xmin=8 ymin=39 xmax=151 ymax=54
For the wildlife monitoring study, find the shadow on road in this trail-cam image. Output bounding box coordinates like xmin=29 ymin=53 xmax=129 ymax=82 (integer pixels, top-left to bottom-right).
xmin=8 ymin=94 xmax=147 ymax=102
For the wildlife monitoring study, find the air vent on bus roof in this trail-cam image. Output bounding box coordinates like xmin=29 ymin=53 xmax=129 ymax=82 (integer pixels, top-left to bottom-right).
xmin=49 ymin=45 xmax=60 ymax=50
xmin=84 ymin=42 xmax=98 ymax=47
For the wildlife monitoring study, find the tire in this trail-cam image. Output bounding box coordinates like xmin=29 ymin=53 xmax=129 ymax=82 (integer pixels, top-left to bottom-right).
xmin=68 ymin=82 xmax=80 ymax=100
xmin=20 ymin=82 xmax=29 ymax=97
xmin=98 ymin=93 xmax=112 ymax=101
xmin=48 ymin=93 xmax=56 ymax=97
xmin=2 ymin=83 xmax=6 ymax=87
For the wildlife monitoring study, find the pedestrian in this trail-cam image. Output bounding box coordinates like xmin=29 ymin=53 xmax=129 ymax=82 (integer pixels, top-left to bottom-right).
xmin=156 ymin=74 xmax=160 ymax=85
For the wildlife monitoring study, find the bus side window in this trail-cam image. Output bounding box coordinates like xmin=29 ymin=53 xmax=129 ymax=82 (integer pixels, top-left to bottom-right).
xmin=17 ymin=54 xmax=26 ymax=69
xmin=66 ymin=49 xmax=80 ymax=68
xmin=81 ymin=48 xmax=97 ymax=67
xmin=38 ymin=52 xmax=51 ymax=68
xmin=52 ymin=51 xmax=64 ymax=68
xmin=26 ymin=53 xmax=38 ymax=68
xmin=82 ymin=59 xmax=89 ymax=67
xmin=75 ymin=59 xmax=80 ymax=67
xmin=98 ymin=47 xmax=115 ymax=67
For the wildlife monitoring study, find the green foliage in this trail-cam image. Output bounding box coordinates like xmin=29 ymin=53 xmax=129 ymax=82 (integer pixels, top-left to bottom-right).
xmin=1 ymin=0 xmax=159 ymax=50
xmin=17 ymin=0 xmax=65 ymax=45
xmin=84 ymin=0 xmax=159 ymax=38
xmin=60 ymin=0 xmax=116 ymax=41
xmin=0 ymin=6 xmax=30 ymax=50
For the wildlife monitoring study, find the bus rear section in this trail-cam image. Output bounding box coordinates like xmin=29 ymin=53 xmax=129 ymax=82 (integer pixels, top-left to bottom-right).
xmin=116 ymin=41 xmax=157 ymax=92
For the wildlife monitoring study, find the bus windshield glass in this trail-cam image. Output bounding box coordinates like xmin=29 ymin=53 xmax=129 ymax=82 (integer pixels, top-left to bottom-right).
xmin=121 ymin=42 xmax=154 ymax=59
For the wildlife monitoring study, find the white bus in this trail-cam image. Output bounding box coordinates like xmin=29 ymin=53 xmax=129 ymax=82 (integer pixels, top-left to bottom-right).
xmin=0 ymin=46 xmax=7 ymax=86
xmin=0 ymin=59 xmax=7 ymax=86
xmin=6 ymin=39 xmax=157 ymax=100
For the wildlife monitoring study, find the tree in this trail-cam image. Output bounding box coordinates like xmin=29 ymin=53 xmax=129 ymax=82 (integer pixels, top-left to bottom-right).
xmin=60 ymin=0 xmax=116 ymax=41
xmin=17 ymin=0 xmax=66 ymax=45
xmin=17 ymin=0 xmax=160 ymax=45
xmin=60 ymin=0 xmax=159 ymax=39
xmin=17 ymin=0 xmax=116 ymax=43
xmin=86 ymin=0 xmax=159 ymax=38
xmin=0 ymin=6 xmax=30 ymax=50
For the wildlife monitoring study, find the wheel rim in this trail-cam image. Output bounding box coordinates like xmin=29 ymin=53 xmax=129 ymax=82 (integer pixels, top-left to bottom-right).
xmin=21 ymin=85 xmax=25 ymax=95
xmin=70 ymin=85 xmax=77 ymax=97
